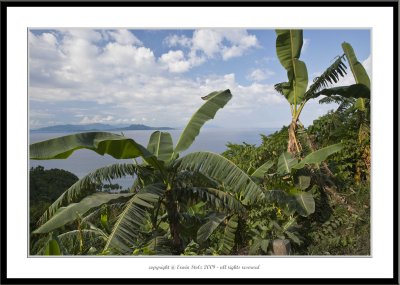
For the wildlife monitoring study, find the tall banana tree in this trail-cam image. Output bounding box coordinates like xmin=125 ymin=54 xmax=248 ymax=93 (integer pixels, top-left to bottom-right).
xmin=274 ymin=30 xmax=370 ymax=154
xmin=30 ymin=89 xmax=267 ymax=255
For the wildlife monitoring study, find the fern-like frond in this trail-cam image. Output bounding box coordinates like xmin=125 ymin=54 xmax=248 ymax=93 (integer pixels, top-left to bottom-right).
xmin=305 ymin=55 xmax=347 ymax=100
xmin=104 ymin=183 xmax=166 ymax=253
xmin=174 ymin=152 xmax=265 ymax=205
xmin=37 ymin=163 xmax=139 ymax=226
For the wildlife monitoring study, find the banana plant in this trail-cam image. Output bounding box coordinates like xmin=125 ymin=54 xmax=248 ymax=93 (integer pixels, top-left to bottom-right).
xmin=274 ymin=30 xmax=370 ymax=154
xmin=30 ymin=89 xmax=267 ymax=255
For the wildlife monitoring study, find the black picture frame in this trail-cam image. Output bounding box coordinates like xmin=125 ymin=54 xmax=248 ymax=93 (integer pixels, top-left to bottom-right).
xmin=0 ymin=1 xmax=398 ymax=284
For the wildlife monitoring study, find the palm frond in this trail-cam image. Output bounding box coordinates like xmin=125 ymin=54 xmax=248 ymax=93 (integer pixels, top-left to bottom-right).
xmin=305 ymin=55 xmax=347 ymax=100
xmin=36 ymin=163 xmax=139 ymax=226
xmin=104 ymin=183 xmax=166 ymax=253
xmin=174 ymin=152 xmax=265 ymax=205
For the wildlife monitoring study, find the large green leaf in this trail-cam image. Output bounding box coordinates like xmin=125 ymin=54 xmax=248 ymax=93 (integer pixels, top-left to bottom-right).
xmin=197 ymin=213 xmax=226 ymax=244
xmin=293 ymin=143 xmax=344 ymax=169
xmin=276 ymin=30 xmax=308 ymax=105
xmin=175 ymin=151 xmax=265 ymax=205
xmin=30 ymin=131 xmax=162 ymax=169
xmin=286 ymin=59 xmax=308 ymax=104
xmin=33 ymin=193 xmax=133 ymax=234
xmin=292 ymin=191 xmax=315 ymax=217
xmin=277 ymin=152 xmax=298 ymax=174
xmin=174 ymin=90 xmax=232 ymax=155
xmin=251 ymin=160 xmax=274 ymax=179
xmin=342 ymin=42 xmax=370 ymax=112
xmin=342 ymin=42 xmax=370 ymax=88
xmin=104 ymin=184 xmax=166 ymax=253
xmin=147 ymin=131 xmax=173 ymax=162
xmin=315 ymin=84 xmax=370 ymax=99
xmin=276 ymin=30 xmax=303 ymax=71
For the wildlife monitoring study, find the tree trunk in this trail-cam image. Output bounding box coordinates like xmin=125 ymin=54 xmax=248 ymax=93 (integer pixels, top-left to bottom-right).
xmin=165 ymin=190 xmax=183 ymax=254
xmin=287 ymin=120 xmax=301 ymax=154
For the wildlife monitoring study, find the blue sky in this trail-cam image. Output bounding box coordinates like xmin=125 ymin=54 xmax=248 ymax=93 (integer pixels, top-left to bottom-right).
xmin=28 ymin=29 xmax=371 ymax=129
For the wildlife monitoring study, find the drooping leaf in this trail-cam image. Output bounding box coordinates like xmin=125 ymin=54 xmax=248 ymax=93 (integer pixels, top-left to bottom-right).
xmin=30 ymin=132 xmax=162 ymax=169
xmin=104 ymin=184 xmax=166 ymax=253
xmin=36 ymin=163 xmax=139 ymax=226
xmin=277 ymin=152 xmax=298 ymax=174
xmin=219 ymin=214 xmax=238 ymax=255
xmin=315 ymin=84 xmax=370 ymax=100
xmin=175 ymin=151 xmax=265 ymax=205
xmin=44 ymin=239 xmax=61 ymax=255
xmin=251 ymin=160 xmax=274 ymax=179
xmin=147 ymin=131 xmax=173 ymax=162
xmin=34 ymin=193 xmax=133 ymax=234
xmin=174 ymin=89 xmax=232 ymax=155
xmin=293 ymin=143 xmax=344 ymax=169
xmin=197 ymin=213 xmax=226 ymax=244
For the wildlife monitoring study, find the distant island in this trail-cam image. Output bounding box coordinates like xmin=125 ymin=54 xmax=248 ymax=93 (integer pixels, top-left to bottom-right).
xmin=31 ymin=123 xmax=175 ymax=133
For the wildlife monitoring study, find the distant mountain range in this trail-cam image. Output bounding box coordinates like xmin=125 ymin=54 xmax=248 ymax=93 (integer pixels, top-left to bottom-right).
xmin=31 ymin=123 xmax=174 ymax=133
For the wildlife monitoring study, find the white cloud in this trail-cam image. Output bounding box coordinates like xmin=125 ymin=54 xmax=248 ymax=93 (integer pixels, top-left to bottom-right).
xmin=246 ymin=68 xmax=275 ymax=81
xmin=79 ymin=115 xmax=114 ymax=124
xmin=192 ymin=29 xmax=223 ymax=57
xmin=29 ymin=29 xmax=283 ymax=129
xmin=158 ymin=29 xmax=259 ymax=73
xmin=192 ymin=29 xmax=258 ymax=60
xmin=164 ymin=34 xmax=191 ymax=48
xmin=159 ymin=50 xmax=191 ymax=73
xmin=107 ymin=29 xmax=142 ymax=46
xmin=100 ymin=43 xmax=156 ymax=68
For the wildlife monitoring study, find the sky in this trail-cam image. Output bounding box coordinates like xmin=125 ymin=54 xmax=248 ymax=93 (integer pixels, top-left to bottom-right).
xmin=28 ymin=29 xmax=371 ymax=129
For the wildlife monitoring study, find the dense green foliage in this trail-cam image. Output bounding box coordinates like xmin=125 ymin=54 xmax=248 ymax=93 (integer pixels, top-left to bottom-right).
xmin=30 ymin=166 xmax=79 ymax=230
xmin=222 ymin=101 xmax=370 ymax=255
